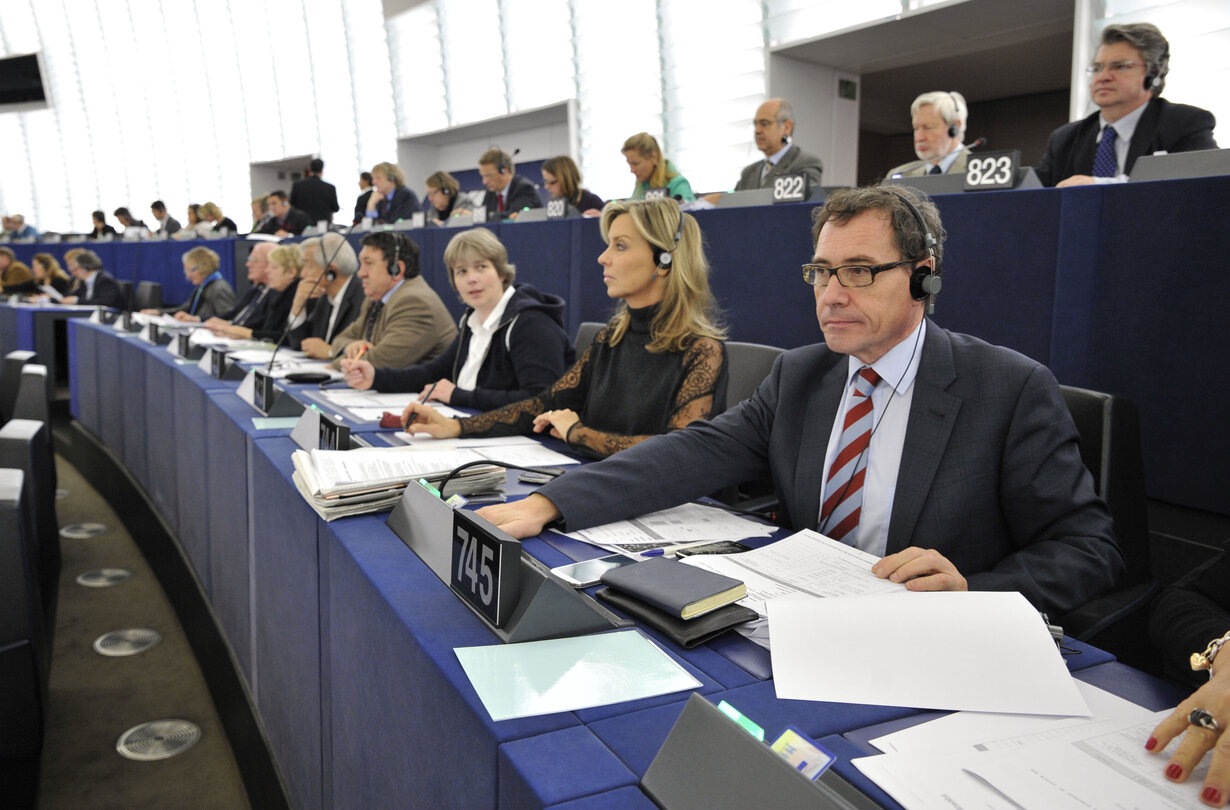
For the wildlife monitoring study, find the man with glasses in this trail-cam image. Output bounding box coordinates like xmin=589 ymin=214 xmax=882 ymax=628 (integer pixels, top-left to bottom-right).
xmin=479 ymin=186 xmax=1123 ymax=618
xmin=734 ymin=98 xmax=824 ymax=190
xmin=1036 ymin=22 xmax=1217 ymax=187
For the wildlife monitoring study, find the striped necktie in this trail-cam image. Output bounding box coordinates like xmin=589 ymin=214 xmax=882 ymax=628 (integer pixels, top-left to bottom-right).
xmin=820 ymin=367 xmax=881 ymax=543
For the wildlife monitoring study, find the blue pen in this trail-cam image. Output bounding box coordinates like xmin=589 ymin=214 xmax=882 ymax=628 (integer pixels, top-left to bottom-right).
xmin=641 ymin=548 xmax=666 ymax=558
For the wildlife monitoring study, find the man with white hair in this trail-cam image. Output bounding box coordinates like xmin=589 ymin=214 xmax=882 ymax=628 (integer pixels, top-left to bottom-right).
xmin=295 ymin=232 xmax=365 ymax=357
xmin=885 ymin=91 xmax=971 ymax=178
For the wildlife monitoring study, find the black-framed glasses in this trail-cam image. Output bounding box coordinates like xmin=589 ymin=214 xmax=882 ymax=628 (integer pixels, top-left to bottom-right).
xmin=802 ymin=260 xmax=915 ymax=288
xmin=1085 ymin=60 xmax=1145 ymax=76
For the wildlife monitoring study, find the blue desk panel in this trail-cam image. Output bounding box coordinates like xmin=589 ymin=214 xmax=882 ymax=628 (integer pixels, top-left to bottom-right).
xmin=498 ymin=726 xmax=638 ymax=809
xmin=0 ymin=303 xmax=17 ymax=356
xmin=68 ymin=320 xmax=99 ymax=436
xmin=116 ymin=334 xmax=151 ymax=486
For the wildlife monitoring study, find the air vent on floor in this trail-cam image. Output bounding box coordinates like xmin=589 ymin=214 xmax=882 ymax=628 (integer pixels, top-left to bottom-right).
xmin=76 ymin=568 xmax=134 ymax=588
xmin=116 ymin=720 xmax=201 ymax=761
xmin=60 ymin=521 xmax=108 ymax=539
xmin=93 ymin=628 xmax=161 ymax=657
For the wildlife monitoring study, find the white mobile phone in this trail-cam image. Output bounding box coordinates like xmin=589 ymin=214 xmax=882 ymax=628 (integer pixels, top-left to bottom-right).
xmin=549 ymin=553 xmax=641 ymax=588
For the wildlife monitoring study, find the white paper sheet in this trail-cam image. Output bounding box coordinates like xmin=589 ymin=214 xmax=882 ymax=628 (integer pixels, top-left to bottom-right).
xmin=563 ymin=502 xmax=774 ymax=555
xmin=769 ymin=591 xmax=1090 ymax=716
xmin=871 ymin=680 xmax=1151 ymax=755
xmin=455 ymin=630 xmax=701 ymax=721
xmin=965 ymin=712 xmax=1209 ymax=810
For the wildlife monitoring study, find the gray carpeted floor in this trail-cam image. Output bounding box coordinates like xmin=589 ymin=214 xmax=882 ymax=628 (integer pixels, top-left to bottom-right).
xmin=36 ymin=456 xmax=249 ymax=809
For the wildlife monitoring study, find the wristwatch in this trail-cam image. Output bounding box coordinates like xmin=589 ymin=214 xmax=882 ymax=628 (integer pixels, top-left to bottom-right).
xmin=1191 ymin=630 xmax=1230 ymax=676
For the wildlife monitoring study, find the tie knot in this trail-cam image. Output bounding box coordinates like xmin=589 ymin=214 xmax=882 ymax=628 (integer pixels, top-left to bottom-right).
xmin=854 ymin=367 xmax=880 ymax=397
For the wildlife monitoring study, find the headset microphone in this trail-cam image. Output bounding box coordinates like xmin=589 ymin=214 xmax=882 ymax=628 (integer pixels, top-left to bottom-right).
xmin=650 ymin=212 xmax=684 ymax=280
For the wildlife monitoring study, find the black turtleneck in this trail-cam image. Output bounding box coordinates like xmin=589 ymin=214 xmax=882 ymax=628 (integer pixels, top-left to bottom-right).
xmin=460 ymin=304 xmax=726 ymax=457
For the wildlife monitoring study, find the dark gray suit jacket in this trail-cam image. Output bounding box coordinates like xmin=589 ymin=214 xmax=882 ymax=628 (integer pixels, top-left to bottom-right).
xmin=1035 ymin=97 xmax=1217 ymax=186
xmin=734 ymin=144 xmax=824 ymax=190
xmin=539 ymin=323 xmax=1123 ymax=616
xmin=288 ymin=274 xmax=365 ymax=349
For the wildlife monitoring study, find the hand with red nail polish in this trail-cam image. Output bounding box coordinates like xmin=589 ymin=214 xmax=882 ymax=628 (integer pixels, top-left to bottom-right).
xmin=1147 ymin=654 xmax=1230 ymax=806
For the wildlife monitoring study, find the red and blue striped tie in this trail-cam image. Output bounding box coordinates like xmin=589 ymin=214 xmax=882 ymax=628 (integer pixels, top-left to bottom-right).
xmin=821 ymin=367 xmax=881 ymax=543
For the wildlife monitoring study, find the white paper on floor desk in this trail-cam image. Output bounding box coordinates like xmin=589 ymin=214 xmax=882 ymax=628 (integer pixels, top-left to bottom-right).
xmin=769 ymin=591 xmax=1090 ymax=716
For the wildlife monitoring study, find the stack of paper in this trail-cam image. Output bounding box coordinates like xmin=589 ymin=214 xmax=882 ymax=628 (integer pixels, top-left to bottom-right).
xmin=315 ymin=389 xmax=466 ymax=423
xmin=566 ymin=502 xmax=776 ymax=555
xmin=853 ymin=681 xmax=1201 ymax=809
xmin=291 ymin=445 xmax=507 ymax=521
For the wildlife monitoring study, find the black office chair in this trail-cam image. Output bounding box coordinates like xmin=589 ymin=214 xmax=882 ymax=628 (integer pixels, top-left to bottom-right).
xmin=0 ymin=351 xmax=36 ymax=425
xmin=720 ymin=341 xmax=785 ymax=511
xmin=723 ymin=341 xmax=783 ymax=411
xmin=115 ymin=279 xmax=134 ymax=311
xmin=573 ymin=321 xmax=604 ymax=356
xmin=134 ymin=280 xmax=164 ymax=311
xmin=1055 ymin=385 xmax=1155 ymax=667
xmin=0 ymin=420 xmax=61 ymax=629
xmin=0 ymin=468 xmax=49 ymax=763
xmin=12 ymin=365 xmax=50 ymax=425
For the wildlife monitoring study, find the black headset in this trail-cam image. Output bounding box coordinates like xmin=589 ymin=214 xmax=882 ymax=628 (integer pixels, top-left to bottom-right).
xmin=325 ymin=268 xmax=337 ymax=282
xmin=1144 ymin=42 xmax=1168 ymax=90
xmin=884 ymin=188 xmax=943 ymax=313
xmin=650 ymin=214 xmax=684 ymax=279
xmin=389 ymin=235 xmax=402 ymax=277
xmin=946 ymin=92 xmax=962 ymax=139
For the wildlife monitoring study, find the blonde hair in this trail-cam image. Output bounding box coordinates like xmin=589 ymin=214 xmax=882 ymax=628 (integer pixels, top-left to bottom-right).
xmin=182 ymin=246 xmax=221 ymax=274
xmin=622 ymin=132 xmax=676 ymax=189
xmin=199 ymin=202 xmax=223 ymax=221
xmin=64 ymin=247 xmax=87 ymax=265
xmin=32 ymin=252 xmax=71 ymax=283
xmin=268 ymin=244 xmax=303 ymax=281
xmin=599 ymin=198 xmax=725 ymax=353
xmin=371 ymin=161 xmax=406 ymax=188
xmin=442 ymin=228 xmax=516 ymax=291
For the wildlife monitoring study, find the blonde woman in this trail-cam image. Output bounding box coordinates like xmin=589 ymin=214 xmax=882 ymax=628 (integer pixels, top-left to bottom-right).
xmin=32 ymin=253 xmax=73 ymax=296
xmin=142 ymin=246 xmax=235 ymax=321
xmin=200 ymin=201 xmax=238 ymax=235
xmin=622 ymin=133 xmax=694 ymax=201
xmin=209 ymin=244 xmax=301 ymax=344
xmin=403 ymin=197 xmax=726 ymax=458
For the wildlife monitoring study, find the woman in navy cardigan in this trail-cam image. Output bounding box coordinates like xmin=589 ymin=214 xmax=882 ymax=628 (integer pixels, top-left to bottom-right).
xmin=341 ymin=228 xmax=574 ymax=410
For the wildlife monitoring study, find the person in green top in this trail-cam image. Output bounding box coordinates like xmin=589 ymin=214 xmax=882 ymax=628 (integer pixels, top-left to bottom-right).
xmin=623 ymin=132 xmax=695 ymax=201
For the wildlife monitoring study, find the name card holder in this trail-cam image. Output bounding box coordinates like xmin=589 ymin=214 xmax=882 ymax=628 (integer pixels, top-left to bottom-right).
xmin=175 ymin=332 xmax=206 ymax=361
xmin=642 ymin=693 xmax=881 ymax=810
xmin=386 ymin=482 xmax=630 ymax=643
xmin=643 ymin=186 xmax=670 ymax=200
xmin=771 ymin=172 xmax=809 ymax=204
xmin=963 ymin=149 xmax=1022 ymax=192
xmin=146 ymin=322 xmax=172 ymax=345
xmin=249 ymin=369 xmax=305 ymax=418
xmin=289 ymin=407 xmax=368 ymax=451
xmin=545 ymin=198 xmax=573 ymax=219
xmin=206 ymin=348 xmax=246 ymax=381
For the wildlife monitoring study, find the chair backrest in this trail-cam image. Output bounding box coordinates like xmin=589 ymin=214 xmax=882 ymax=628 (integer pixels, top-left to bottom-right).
xmin=134 ymin=280 xmax=164 ymax=311
xmin=0 ymin=419 xmax=60 ymax=623
xmin=573 ymin=321 xmax=604 ymax=355
xmin=115 ymin=279 xmax=134 ymax=311
xmin=0 ymin=467 xmax=47 ymax=757
xmin=1060 ymin=385 xmax=1150 ymax=585
xmin=0 ymin=351 xmax=36 ymax=425
xmin=13 ymin=365 xmax=49 ymax=425
xmin=724 ymin=341 xmax=784 ymax=411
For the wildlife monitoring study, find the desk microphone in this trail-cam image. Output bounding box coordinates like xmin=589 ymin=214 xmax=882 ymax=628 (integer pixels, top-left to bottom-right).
xmin=265 ymin=222 xmax=358 ymax=375
xmin=967 ymin=137 xmax=987 ymax=150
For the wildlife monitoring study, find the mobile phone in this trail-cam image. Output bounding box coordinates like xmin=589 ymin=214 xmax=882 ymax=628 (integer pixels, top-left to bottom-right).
xmin=549 ymin=553 xmax=641 ymax=588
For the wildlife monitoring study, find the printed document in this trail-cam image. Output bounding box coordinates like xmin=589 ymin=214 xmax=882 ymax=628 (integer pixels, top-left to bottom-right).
xmin=565 ymin=502 xmax=775 ymax=554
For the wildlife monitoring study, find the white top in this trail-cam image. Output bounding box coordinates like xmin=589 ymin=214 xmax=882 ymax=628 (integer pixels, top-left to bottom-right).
xmin=456 ymin=286 xmax=516 ymax=391
xmin=819 ymin=318 xmax=927 ymax=556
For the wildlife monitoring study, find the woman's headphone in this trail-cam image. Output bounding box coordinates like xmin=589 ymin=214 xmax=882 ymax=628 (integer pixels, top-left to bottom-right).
xmin=650 ymin=217 xmax=684 ymax=279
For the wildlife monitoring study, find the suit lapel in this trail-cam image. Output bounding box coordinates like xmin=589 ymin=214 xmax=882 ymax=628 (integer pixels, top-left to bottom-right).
xmin=764 ymin=146 xmax=797 ymax=185
xmin=795 ymin=355 xmax=848 ymax=530
xmin=886 ymin=324 xmax=961 ymax=553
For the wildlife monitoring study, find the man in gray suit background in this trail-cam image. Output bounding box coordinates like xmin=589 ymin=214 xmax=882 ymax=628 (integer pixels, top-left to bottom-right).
xmin=885 ymin=91 xmax=972 ymax=178
xmin=478 ymin=185 xmax=1123 ymax=617
xmin=733 ymin=98 xmax=824 ymax=190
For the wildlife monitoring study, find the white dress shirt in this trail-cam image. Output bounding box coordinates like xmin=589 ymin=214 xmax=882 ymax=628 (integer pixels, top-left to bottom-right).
xmin=819 ymin=319 xmax=926 ymax=556
xmin=456 ymin=286 xmax=515 ymax=391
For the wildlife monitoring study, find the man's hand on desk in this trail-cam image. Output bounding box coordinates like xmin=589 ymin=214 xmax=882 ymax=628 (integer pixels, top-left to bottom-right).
xmin=533 ymin=409 xmax=580 ymax=442
xmin=300 ymin=337 xmax=331 ymax=359
xmin=478 ymin=493 xmax=562 ymax=540
xmin=340 ymin=358 xmax=374 ymax=390
xmin=401 ymin=402 xmax=462 ymax=439
xmin=872 ymin=547 xmax=969 ymax=592
xmin=173 ymin=311 xmax=200 ymax=323
xmin=211 ymin=323 xmax=252 ymax=339
xmin=1056 ymin=175 xmax=1096 ymax=188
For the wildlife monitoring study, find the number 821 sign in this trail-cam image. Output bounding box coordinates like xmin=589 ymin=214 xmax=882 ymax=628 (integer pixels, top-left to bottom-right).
xmin=963 ymin=150 xmax=1021 ymax=191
